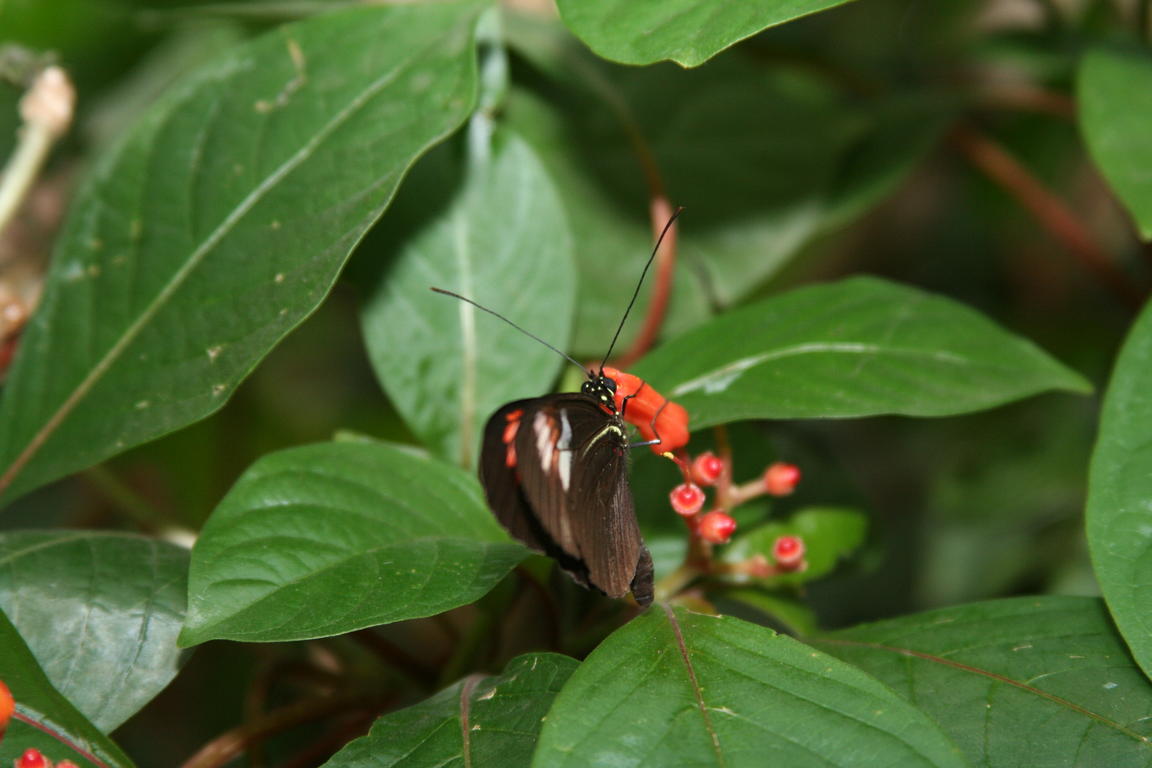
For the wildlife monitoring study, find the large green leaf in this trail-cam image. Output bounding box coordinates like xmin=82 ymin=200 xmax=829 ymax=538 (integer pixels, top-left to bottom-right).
xmin=0 ymin=532 xmax=188 ymax=732
xmin=633 ymin=277 xmax=1090 ymax=428
xmin=555 ymin=0 xmax=857 ymax=67
xmin=0 ymin=610 xmax=134 ymax=767
xmin=180 ymin=441 xmax=525 ymax=645
xmin=817 ymin=597 xmax=1152 ymax=767
xmin=534 ymin=607 xmax=967 ymax=767
xmin=360 ymin=126 xmax=575 ymax=467
xmin=1078 ymin=46 xmax=1152 ymax=240
xmin=1087 ymin=297 xmax=1152 ymax=678
xmin=0 ymin=1 xmax=484 ymax=506
xmin=323 ymin=653 xmax=578 ymax=767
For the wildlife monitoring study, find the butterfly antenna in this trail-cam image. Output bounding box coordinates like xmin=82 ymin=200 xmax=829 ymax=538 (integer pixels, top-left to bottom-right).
xmin=599 ymin=206 xmax=684 ymax=373
xmin=431 ymin=287 xmax=589 ymax=375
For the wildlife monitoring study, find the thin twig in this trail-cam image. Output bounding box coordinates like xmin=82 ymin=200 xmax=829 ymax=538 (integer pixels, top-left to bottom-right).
xmin=0 ymin=66 xmax=73 ymax=249
xmin=180 ymin=692 xmax=375 ymax=768
xmin=952 ymin=125 xmax=1144 ymax=308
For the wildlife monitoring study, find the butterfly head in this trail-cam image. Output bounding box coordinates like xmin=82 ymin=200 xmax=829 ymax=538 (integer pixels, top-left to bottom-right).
xmin=581 ymin=369 xmax=618 ymax=413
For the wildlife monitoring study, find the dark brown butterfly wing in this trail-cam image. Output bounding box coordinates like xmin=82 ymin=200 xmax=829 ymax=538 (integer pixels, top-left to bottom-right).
xmin=479 ymin=394 xmax=653 ymax=605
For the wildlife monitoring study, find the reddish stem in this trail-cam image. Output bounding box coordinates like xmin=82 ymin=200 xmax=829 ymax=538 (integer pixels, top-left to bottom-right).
xmin=615 ymin=196 xmax=679 ymax=368
xmin=952 ymin=125 xmax=1143 ymax=308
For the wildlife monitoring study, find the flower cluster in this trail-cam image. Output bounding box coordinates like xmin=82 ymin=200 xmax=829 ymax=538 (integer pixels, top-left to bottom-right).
xmin=668 ymin=450 xmax=802 ymax=555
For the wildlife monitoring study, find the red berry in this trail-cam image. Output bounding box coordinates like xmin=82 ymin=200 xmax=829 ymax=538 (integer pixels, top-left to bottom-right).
xmin=669 ymin=483 xmax=706 ymax=517
xmin=57 ymin=762 xmax=80 ymax=768
xmin=773 ymin=535 xmax=806 ymax=569
xmin=17 ymin=749 xmax=48 ymax=768
xmin=690 ymin=452 xmax=724 ymax=486
xmin=0 ymin=678 xmax=12 ymax=732
xmin=697 ymin=511 xmax=737 ymax=543
xmin=763 ymin=462 xmax=801 ymax=496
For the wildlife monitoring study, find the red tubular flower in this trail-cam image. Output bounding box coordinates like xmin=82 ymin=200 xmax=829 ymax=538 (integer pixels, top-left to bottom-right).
xmin=690 ymin=452 xmax=724 ymax=486
xmin=697 ymin=511 xmax=737 ymax=543
xmin=763 ymin=462 xmax=801 ymax=496
xmin=669 ymin=483 xmax=705 ymax=517
xmin=0 ymin=679 xmax=12 ymax=736
xmin=602 ymin=366 xmax=690 ymax=454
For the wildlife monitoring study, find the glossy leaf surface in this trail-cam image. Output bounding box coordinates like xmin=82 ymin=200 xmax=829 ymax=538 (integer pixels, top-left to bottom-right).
xmin=324 ymin=653 xmax=578 ymax=767
xmin=635 ymin=277 xmax=1090 ymax=428
xmin=181 ymin=441 xmax=525 ymax=645
xmin=819 ymin=597 xmax=1152 ymax=767
xmin=555 ymin=0 xmax=856 ymax=67
xmin=361 ymin=127 xmax=575 ymax=467
xmin=0 ymin=532 xmax=188 ymax=732
xmin=534 ymin=606 xmax=966 ymax=767
xmin=0 ymin=1 xmax=483 ymax=505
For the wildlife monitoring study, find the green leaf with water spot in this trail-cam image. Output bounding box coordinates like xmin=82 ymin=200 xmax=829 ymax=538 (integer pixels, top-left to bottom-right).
xmin=0 ymin=0 xmax=484 ymax=507
xmin=818 ymin=597 xmax=1152 ymax=767
xmin=323 ymin=653 xmax=578 ymax=767
xmin=1087 ymin=297 xmax=1152 ymax=680
xmin=533 ymin=607 xmax=967 ymax=767
xmin=633 ymin=277 xmax=1090 ymax=428
xmin=1079 ymin=46 xmax=1152 ymax=241
xmin=555 ymin=0 xmax=858 ymax=67
xmin=180 ymin=441 xmax=526 ymax=645
xmin=360 ymin=125 xmax=575 ymax=468
xmin=0 ymin=609 xmax=134 ymax=767
xmin=0 ymin=532 xmax=188 ymax=732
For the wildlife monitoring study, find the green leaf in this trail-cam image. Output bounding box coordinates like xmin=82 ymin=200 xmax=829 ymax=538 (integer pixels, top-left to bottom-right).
xmin=360 ymin=125 xmax=575 ymax=467
xmin=323 ymin=653 xmax=578 ymax=767
xmin=634 ymin=277 xmax=1091 ymax=428
xmin=1078 ymin=46 xmax=1152 ymax=240
xmin=534 ymin=606 xmax=967 ymax=767
xmin=0 ymin=610 xmax=134 ymax=767
xmin=1087 ymin=297 xmax=1152 ymax=679
xmin=555 ymin=0 xmax=857 ymax=67
xmin=724 ymin=506 xmax=867 ymax=586
xmin=0 ymin=0 xmax=484 ymax=506
xmin=180 ymin=441 xmax=525 ymax=645
xmin=0 ymin=532 xmax=188 ymax=732
xmin=817 ymin=597 xmax=1152 ymax=767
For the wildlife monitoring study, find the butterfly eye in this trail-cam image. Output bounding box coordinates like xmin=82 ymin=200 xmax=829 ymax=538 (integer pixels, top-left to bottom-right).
xmin=603 ymin=377 xmax=617 ymax=393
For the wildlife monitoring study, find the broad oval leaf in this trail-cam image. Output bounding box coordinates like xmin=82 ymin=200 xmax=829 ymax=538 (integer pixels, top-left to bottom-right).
xmin=1079 ymin=46 xmax=1152 ymax=241
xmin=0 ymin=0 xmax=484 ymax=506
xmin=724 ymin=506 xmax=867 ymax=586
xmin=324 ymin=653 xmax=578 ymax=767
xmin=360 ymin=126 xmax=575 ymax=467
xmin=555 ymin=0 xmax=857 ymax=67
xmin=1087 ymin=296 xmax=1152 ymax=678
xmin=817 ymin=597 xmax=1152 ymax=767
xmin=634 ymin=277 xmax=1090 ymax=428
xmin=0 ymin=532 xmax=188 ymax=732
xmin=534 ymin=606 xmax=967 ymax=767
xmin=180 ymin=441 xmax=526 ymax=645
xmin=0 ymin=609 xmax=134 ymax=767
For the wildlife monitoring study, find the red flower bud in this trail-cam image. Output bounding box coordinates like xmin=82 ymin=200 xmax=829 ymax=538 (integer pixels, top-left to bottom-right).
xmin=0 ymin=679 xmax=12 ymax=735
xmin=56 ymin=762 xmax=80 ymax=768
xmin=773 ymin=535 xmax=806 ymax=571
xmin=763 ymin=462 xmax=801 ymax=496
xmin=697 ymin=511 xmax=737 ymax=543
xmin=17 ymin=749 xmax=49 ymax=768
xmin=690 ymin=452 xmax=725 ymax=486
xmin=669 ymin=483 xmax=706 ymax=517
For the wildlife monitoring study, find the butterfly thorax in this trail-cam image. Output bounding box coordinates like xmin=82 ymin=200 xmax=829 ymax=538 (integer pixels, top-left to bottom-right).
xmin=580 ymin=372 xmax=618 ymax=414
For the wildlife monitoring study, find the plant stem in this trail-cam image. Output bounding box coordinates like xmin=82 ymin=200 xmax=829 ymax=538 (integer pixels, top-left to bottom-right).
xmin=952 ymin=125 xmax=1144 ymax=308
xmin=0 ymin=66 xmax=73 ymax=249
xmin=81 ymin=465 xmax=165 ymax=529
